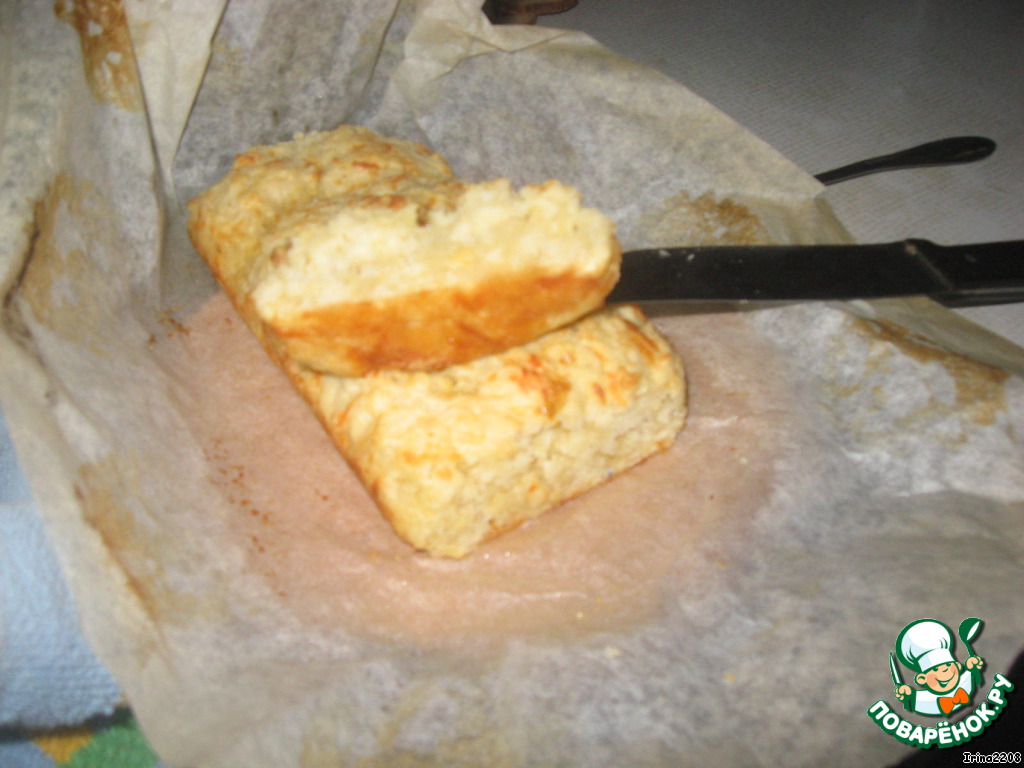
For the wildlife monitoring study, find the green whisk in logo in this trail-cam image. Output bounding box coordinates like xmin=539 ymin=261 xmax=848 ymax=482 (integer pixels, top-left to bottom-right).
xmin=867 ymin=618 xmax=1015 ymax=749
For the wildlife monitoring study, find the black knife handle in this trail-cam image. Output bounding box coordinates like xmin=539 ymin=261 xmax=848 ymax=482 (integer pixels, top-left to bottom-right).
xmin=924 ymin=239 xmax=1024 ymax=307
xmin=814 ymin=137 xmax=997 ymax=186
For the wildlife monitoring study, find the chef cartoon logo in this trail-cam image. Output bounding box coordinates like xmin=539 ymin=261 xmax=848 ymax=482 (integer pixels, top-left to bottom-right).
xmin=892 ymin=618 xmax=984 ymax=717
xmin=867 ymin=617 xmax=1016 ymax=749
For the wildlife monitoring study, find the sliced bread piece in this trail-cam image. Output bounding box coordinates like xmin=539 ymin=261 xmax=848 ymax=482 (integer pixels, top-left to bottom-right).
xmin=187 ymin=124 xmax=620 ymax=376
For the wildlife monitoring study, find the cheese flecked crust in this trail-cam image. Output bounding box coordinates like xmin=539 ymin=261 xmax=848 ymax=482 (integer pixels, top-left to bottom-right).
xmin=187 ymin=125 xmax=621 ymax=376
xmin=288 ymin=305 xmax=687 ymax=558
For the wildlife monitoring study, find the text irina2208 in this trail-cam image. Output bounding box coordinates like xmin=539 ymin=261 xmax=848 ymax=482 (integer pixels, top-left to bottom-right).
xmin=963 ymin=753 xmax=1022 ymax=764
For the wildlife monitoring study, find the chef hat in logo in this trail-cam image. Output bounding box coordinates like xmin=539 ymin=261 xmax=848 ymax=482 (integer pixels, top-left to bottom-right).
xmin=896 ymin=619 xmax=956 ymax=673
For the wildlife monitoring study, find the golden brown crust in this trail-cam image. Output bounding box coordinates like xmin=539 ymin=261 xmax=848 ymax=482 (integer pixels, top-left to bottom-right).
xmin=272 ymin=259 xmax=620 ymax=373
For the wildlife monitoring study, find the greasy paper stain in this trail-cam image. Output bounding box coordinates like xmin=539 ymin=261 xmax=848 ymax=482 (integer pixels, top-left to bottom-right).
xmin=636 ymin=191 xmax=773 ymax=247
xmin=17 ymin=173 xmax=120 ymax=355
xmin=73 ymin=456 xmax=234 ymax=635
xmin=74 ymin=460 xmax=161 ymax=626
xmin=850 ymin=317 xmax=1009 ymax=429
xmin=55 ymin=0 xmax=143 ymax=111
xmin=155 ymin=293 xmax=795 ymax=650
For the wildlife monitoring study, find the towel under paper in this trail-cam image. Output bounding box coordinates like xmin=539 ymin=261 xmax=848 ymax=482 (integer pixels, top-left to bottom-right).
xmin=0 ymin=406 xmax=121 ymax=729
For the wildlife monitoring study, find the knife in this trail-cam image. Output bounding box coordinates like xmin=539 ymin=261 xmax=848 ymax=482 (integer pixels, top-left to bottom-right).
xmin=608 ymin=239 xmax=1024 ymax=308
xmin=813 ymin=136 xmax=996 ymax=186
xmin=890 ymin=653 xmax=904 ymax=688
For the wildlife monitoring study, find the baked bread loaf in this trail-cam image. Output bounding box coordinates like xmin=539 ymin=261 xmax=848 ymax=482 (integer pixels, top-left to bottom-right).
xmin=187 ymin=124 xmax=687 ymax=557
xmin=286 ymin=304 xmax=686 ymax=558
xmin=187 ymin=124 xmax=621 ymax=377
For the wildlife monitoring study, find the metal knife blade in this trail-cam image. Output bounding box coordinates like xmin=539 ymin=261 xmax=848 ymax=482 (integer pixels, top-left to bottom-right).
xmin=607 ymin=239 xmax=1024 ymax=308
xmin=890 ymin=653 xmax=904 ymax=687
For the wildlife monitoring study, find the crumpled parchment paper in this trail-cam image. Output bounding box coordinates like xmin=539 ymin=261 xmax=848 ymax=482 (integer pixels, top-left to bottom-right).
xmin=1 ymin=1 xmax=1022 ymax=766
